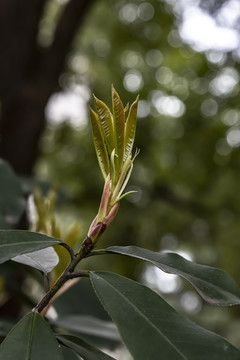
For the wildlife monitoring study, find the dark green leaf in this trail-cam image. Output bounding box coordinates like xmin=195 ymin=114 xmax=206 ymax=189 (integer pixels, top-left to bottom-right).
xmin=89 ymin=107 xmax=110 ymax=179
xmin=61 ymin=345 xmax=81 ymax=360
xmin=106 ymin=246 xmax=240 ymax=306
xmin=0 ymin=312 xmax=64 ymax=359
xmin=58 ymin=335 xmax=116 ymax=360
xmin=12 ymin=246 xmax=59 ymax=273
xmin=90 ymin=271 xmax=240 ymax=360
xmin=54 ymin=315 xmax=120 ymax=342
xmin=0 ymin=230 xmax=62 ymax=264
xmin=0 ymin=159 xmax=26 ymax=229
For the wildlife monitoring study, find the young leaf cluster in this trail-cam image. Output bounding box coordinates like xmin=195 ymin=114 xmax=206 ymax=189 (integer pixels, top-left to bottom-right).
xmin=89 ymin=86 xmax=139 ymax=205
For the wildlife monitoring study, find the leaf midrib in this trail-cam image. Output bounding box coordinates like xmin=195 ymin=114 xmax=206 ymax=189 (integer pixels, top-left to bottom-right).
xmin=96 ymin=274 xmax=187 ymax=360
xmin=26 ymin=313 xmax=36 ymax=360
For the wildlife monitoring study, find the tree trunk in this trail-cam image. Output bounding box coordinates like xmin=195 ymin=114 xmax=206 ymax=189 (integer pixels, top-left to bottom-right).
xmin=0 ymin=0 xmax=95 ymax=175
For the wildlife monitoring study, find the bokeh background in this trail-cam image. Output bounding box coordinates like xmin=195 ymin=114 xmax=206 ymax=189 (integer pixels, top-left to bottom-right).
xmin=1 ymin=0 xmax=240 ymax=352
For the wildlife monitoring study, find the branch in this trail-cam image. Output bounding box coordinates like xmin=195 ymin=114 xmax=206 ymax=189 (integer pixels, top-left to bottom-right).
xmin=33 ymin=237 xmax=93 ymax=314
xmin=86 ymin=249 xmax=107 ymax=257
xmin=67 ymin=270 xmax=90 ymax=279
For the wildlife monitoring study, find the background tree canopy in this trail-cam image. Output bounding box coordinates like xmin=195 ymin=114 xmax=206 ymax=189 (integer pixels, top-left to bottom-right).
xmin=1 ymin=0 xmax=240 ymax=353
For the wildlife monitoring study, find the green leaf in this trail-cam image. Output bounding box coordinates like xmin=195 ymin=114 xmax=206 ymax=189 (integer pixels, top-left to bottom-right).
xmin=106 ymin=246 xmax=240 ymax=306
xmin=0 ymin=159 xmax=26 ymax=229
xmin=112 ymin=87 xmax=125 ymax=169
xmin=61 ymin=345 xmax=80 ymax=360
xmin=54 ymin=315 xmax=120 ymax=342
xmin=0 ymin=312 xmax=64 ymax=360
xmin=94 ymin=96 xmax=115 ymax=154
xmin=0 ymin=230 xmax=62 ymax=264
xmin=124 ymin=102 xmax=129 ymax=116
xmin=89 ymin=107 xmax=110 ymax=179
xmin=90 ymin=271 xmax=240 ymax=360
xmin=12 ymin=246 xmax=59 ymax=274
xmin=58 ymin=335 xmax=116 ymax=360
xmin=124 ymin=95 xmax=138 ymax=162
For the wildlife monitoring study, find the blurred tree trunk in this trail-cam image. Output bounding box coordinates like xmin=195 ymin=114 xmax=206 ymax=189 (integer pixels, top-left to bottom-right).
xmin=0 ymin=0 xmax=95 ymax=319
xmin=0 ymin=0 xmax=95 ymax=175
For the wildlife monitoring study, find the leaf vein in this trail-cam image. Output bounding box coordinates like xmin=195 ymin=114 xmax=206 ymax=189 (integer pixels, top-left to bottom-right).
xmin=99 ymin=275 xmax=187 ymax=359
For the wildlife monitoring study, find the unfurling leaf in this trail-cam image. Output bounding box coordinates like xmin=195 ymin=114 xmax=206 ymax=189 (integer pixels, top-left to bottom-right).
xmin=124 ymin=95 xmax=139 ymax=162
xmin=94 ymin=96 xmax=115 ymax=154
xmin=88 ymin=87 xmax=139 ymax=242
xmin=124 ymin=102 xmax=129 ymax=116
xmin=112 ymin=86 xmax=125 ymax=170
xmin=89 ymin=107 xmax=110 ymax=179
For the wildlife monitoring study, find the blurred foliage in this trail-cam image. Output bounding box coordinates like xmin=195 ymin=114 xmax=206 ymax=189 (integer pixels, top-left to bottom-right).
xmin=34 ymin=0 xmax=240 ymax=348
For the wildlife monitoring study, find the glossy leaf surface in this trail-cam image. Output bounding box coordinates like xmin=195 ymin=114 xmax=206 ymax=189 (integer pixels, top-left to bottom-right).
xmin=58 ymin=334 xmax=116 ymax=360
xmin=0 ymin=312 xmax=64 ymax=360
xmin=12 ymin=246 xmax=59 ymax=273
xmin=0 ymin=230 xmax=62 ymax=264
xmin=106 ymin=246 xmax=240 ymax=306
xmin=91 ymin=271 xmax=240 ymax=360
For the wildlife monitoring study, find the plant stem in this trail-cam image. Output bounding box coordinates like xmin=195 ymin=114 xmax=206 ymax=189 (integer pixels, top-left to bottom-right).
xmin=33 ymin=238 xmax=92 ymax=314
xmin=86 ymin=249 xmax=107 ymax=257
xmin=67 ymin=270 xmax=90 ymax=279
xmin=58 ymin=242 xmax=75 ymax=261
